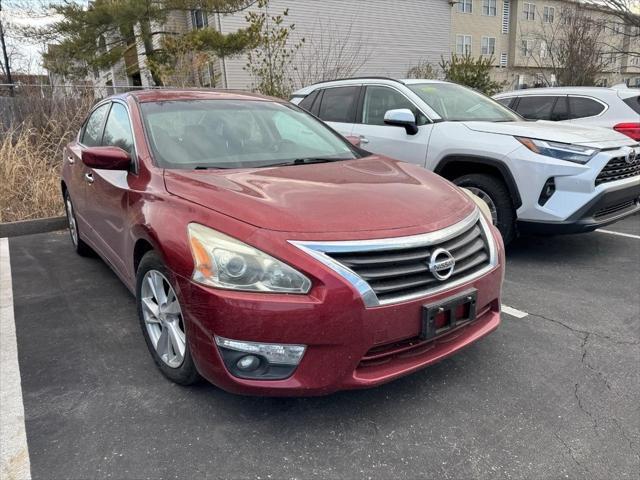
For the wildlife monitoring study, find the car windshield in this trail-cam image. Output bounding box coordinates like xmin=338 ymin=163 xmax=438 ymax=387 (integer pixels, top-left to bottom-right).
xmin=408 ymin=83 xmax=521 ymax=122
xmin=140 ymin=99 xmax=360 ymax=169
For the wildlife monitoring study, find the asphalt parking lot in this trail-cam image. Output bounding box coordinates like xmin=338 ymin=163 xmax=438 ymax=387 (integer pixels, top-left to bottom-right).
xmin=3 ymin=215 xmax=639 ymax=480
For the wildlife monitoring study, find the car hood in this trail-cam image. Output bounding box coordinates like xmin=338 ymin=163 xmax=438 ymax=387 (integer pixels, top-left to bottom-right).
xmin=164 ymin=156 xmax=475 ymax=234
xmin=462 ymin=120 xmax=634 ymax=147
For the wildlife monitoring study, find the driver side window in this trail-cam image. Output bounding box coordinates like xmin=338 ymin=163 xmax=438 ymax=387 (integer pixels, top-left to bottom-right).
xmin=102 ymin=103 xmax=135 ymax=156
xmin=361 ymin=86 xmax=428 ymax=126
xmin=81 ymin=103 xmax=110 ymax=147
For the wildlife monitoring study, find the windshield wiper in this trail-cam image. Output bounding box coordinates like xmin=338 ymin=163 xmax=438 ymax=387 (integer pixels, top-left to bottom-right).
xmin=263 ymin=157 xmax=352 ymax=168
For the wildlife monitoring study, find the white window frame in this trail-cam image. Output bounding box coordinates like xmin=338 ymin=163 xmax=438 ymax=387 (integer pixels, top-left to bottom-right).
xmin=458 ymin=0 xmax=473 ymax=14
xmin=191 ymin=9 xmax=208 ymax=30
xmin=521 ymin=39 xmax=534 ymax=57
xmin=456 ymin=34 xmax=473 ymax=55
xmin=540 ymin=40 xmax=548 ymax=59
xmin=543 ymin=6 xmax=554 ymax=23
xmin=523 ymin=3 xmax=535 ymax=21
xmin=482 ymin=0 xmax=497 ymax=16
xmin=481 ymin=36 xmax=496 ymax=55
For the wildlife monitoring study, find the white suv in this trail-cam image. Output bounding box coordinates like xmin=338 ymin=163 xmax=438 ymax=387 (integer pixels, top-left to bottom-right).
xmin=291 ymin=78 xmax=640 ymax=243
xmin=494 ymin=86 xmax=640 ymax=141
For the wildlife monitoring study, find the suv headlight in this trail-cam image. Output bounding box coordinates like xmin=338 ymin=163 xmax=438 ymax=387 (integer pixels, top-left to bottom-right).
xmin=187 ymin=223 xmax=311 ymax=294
xmin=516 ymin=137 xmax=598 ymax=164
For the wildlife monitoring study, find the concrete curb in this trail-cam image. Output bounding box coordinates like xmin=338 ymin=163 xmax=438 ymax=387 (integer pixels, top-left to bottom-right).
xmin=0 ymin=216 xmax=67 ymax=238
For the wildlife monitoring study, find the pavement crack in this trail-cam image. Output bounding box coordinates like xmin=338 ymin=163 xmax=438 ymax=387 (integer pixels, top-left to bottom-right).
xmin=553 ymin=430 xmax=591 ymax=476
xmin=527 ymin=311 xmax=639 ymax=346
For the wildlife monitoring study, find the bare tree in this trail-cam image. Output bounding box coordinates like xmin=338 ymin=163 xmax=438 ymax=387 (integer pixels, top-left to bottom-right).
xmin=293 ymin=20 xmax=371 ymax=87
xmin=520 ymin=5 xmax=613 ymax=86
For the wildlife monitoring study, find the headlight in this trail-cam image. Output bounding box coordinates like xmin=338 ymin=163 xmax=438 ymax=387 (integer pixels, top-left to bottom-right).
xmin=460 ymin=188 xmax=493 ymax=222
xmin=187 ymin=223 xmax=312 ymax=293
xmin=515 ymin=137 xmax=598 ymax=164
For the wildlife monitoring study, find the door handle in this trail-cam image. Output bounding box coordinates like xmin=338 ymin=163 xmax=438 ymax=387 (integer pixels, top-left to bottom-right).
xmin=84 ymin=173 xmax=94 ymax=184
xmin=359 ymin=135 xmax=370 ymax=145
xmin=67 ymin=156 xmax=75 ymax=165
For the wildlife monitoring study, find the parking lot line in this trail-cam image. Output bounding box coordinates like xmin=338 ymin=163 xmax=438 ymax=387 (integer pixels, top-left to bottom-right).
xmin=501 ymin=304 xmax=529 ymax=318
xmin=595 ymin=229 xmax=640 ymax=240
xmin=0 ymin=238 xmax=32 ymax=480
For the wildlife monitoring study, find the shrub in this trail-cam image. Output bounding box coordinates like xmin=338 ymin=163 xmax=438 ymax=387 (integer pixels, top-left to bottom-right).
xmin=439 ymin=54 xmax=504 ymax=96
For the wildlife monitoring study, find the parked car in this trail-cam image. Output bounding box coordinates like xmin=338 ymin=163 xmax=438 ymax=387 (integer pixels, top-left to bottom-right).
xmin=494 ymin=86 xmax=640 ymax=141
xmin=291 ymin=78 xmax=640 ymax=243
xmin=61 ymin=90 xmax=504 ymax=396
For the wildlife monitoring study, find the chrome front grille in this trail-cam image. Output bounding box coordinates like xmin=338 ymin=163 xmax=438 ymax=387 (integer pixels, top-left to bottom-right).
xmin=596 ymin=155 xmax=640 ymax=185
xmin=291 ymin=210 xmax=497 ymax=307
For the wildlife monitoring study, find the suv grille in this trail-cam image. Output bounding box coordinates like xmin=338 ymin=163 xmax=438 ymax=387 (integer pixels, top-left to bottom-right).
xmin=594 ymin=199 xmax=638 ymax=219
xmin=292 ymin=211 xmax=496 ymax=306
xmin=596 ymin=155 xmax=640 ymax=185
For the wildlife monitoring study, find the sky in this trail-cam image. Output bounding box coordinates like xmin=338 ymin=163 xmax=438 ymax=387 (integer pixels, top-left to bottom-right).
xmin=1 ymin=0 xmax=64 ymax=75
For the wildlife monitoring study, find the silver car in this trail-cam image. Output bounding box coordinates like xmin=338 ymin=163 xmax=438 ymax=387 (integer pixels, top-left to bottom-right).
xmin=494 ymin=86 xmax=640 ymax=141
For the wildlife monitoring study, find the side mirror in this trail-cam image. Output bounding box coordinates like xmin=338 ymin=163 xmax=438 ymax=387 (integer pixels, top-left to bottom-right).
xmin=82 ymin=146 xmax=131 ymax=170
xmin=384 ymin=108 xmax=419 ymax=135
xmin=345 ymin=135 xmax=362 ymax=147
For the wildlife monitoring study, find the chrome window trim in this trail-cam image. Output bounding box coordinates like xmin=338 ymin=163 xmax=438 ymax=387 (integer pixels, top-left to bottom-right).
xmin=290 ymin=209 xmax=498 ymax=307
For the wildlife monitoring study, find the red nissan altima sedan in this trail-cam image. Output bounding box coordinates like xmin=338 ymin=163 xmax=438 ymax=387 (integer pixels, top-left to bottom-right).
xmin=61 ymin=89 xmax=504 ymax=396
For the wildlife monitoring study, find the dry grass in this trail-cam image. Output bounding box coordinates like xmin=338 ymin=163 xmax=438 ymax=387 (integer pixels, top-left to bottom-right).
xmin=0 ymin=94 xmax=94 ymax=223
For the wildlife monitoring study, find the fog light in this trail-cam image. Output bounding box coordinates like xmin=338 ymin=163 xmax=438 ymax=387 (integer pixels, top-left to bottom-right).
xmin=215 ymin=336 xmax=307 ymax=381
xmin=236 ymin=354 xmax=261 ymax=372
xmin=538 ymin=177 xmax=556 ymax=206
xmin=215 ymin=336 xmax=306 ymax=365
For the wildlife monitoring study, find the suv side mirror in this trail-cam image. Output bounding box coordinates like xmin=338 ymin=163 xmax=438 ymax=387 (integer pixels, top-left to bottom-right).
xmin=384 ymin=109 xmax=419 ymax=135
xmin=82 ymin=146 xmax=131 ymax=170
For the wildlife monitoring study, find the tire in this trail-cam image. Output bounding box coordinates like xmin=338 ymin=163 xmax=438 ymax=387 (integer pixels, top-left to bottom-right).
xmin=453 ymin=173 xmax=516 ymax=244
xmin=63 ymin=190 xmax=93 ymax=256
xmin=136 ymin=251 xmax=200 ymax=386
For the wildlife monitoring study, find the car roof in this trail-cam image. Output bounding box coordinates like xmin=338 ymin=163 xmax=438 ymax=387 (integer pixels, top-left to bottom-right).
xmin=111 ymin=89 xmax=279 ymax=103
xmin=291 ymin=78 xmax=448 ymax=96
xmin=494 ymin=86 xmax=639 ymax=99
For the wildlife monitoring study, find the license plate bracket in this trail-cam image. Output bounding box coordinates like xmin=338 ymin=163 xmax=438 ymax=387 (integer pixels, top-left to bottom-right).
xmin=420 ymin=289 xmax=477 ymax=340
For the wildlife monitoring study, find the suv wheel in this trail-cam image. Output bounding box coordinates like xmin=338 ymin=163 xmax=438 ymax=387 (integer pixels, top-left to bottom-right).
xmin=453 ymin=173 xmax=516 ymax=244
xmin=136 ymin=251 xmax=201 ymax=386
xmin=63 ymin=191 xmax=93 ymax=256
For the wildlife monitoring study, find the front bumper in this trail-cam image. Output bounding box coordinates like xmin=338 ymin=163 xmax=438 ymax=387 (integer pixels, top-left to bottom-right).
xmin=509 ymin=145 xmax=640 ymax=233
xmin=174 ymin=245 xmax=504 ymax=396
xmin=518 ymin=181 xmax=640 ymax=234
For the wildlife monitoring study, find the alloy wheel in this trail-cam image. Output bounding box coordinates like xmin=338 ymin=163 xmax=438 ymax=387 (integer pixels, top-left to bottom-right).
xmin=467 ymin=187 xmax=499 ymax=226
xmin=140 ymin=270 xmax=186 ymax=368
xmin=65 ymin=196 xmax=78 ymax=247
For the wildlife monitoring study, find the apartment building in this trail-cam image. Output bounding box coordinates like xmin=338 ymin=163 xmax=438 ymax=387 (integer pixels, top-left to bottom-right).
xmin=451 ymin=0 xmax=640 ymax=89
xmin=77 ymin=0 xmax=451 ymax=94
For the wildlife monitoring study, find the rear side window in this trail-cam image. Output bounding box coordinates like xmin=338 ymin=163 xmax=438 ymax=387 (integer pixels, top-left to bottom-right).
xmin=550 ymin=96 xmax=569 ymax=121
xmin=81 ymin=103 xmax=110 ymax=146
xmin=298 ymin=90 xmax=319 ymax=114
xmin=623 ymin=95 xmax=640 ymax=114
xmin=317 ymin=86 xmax=359 ymax=123
xmin=568 ymin=96 xmax=605 ymax=119
xmin=102 ymin=103 xmax=135 ymax=156
xmin=515 ymin=96 xmax=557 ymax=120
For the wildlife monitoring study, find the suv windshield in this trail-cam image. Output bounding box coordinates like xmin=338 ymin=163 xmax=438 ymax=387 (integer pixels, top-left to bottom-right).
xmin=140 ymin=99 xmax=361 ymax=169
xmin=408 ymin=83 xmax=521 ymax=122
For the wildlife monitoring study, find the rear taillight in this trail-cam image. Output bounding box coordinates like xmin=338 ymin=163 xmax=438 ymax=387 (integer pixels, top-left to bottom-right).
xmin=613 ymin=123 xmax=640 ymax=141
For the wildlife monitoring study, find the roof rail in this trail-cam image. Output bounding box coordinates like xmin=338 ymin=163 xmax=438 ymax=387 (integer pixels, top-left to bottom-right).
xmin=307 ymin=76 xmax=405 ymax=87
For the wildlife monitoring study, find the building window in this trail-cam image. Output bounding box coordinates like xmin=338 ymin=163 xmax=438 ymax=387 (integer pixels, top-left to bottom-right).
xmin=543 ymin=6 xmax=554 ymax=23
xmin=540 ymin=40 xmax=547 ymax=59
xmin=481 ymin=37 xmax=496 ymax=55
xmin=456 ymin=35 xmax=473 ymax=55
xmin=482 ymin=0 xmax=497 ymax=16
xmin=458 ymin=0 xmax=473 ymax=14
xmin=521 ymin=39 xmax=534 ymax=56
xmin=523 ymin=3 xmax=535 ymax=21
xmin=191 ymin=9 xmax=208 ymax=29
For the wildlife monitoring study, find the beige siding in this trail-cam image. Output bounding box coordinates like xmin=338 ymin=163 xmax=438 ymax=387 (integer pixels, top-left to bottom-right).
xmin=216 ymin=0 xmax=451 ymax=89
